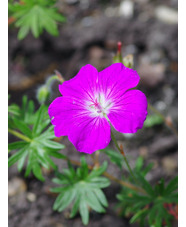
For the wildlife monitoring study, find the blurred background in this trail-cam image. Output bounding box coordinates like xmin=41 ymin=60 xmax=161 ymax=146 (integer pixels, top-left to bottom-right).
xmin=8 ymin=0 xmax=178 ymax=226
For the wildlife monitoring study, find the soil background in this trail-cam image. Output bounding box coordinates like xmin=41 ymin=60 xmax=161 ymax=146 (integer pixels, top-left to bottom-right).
xmin=8 ymin=0 xmax=178 ymax=226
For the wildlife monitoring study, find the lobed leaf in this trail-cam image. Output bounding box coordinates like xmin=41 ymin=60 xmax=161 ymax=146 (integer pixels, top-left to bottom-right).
xmin=51 ymin=160 xmax=110 ymax=225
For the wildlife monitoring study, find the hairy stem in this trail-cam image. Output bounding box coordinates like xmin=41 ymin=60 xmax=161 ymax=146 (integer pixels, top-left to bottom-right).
xmin=46 ymin=75 xmax=61 ymax=87
xmin=8 ymin=128 xmax=31 ymax=143
xmin=110 ymin=130 xmax=138 ymax=184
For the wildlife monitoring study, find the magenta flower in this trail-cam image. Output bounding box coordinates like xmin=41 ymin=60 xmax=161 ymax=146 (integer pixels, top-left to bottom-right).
xmin=48 ymin=63 xmax=148 ymax=154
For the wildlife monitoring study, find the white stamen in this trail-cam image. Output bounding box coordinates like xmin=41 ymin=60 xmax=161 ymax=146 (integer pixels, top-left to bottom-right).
xmin=86 ymin=93 xmax=113 ymax=118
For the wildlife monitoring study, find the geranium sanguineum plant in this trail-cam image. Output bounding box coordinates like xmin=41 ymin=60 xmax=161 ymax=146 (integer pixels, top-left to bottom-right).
xmin=8 ymin=44 xmax=178 ymax=226
xmin=48 ymin=63 xmax=148 ymax=154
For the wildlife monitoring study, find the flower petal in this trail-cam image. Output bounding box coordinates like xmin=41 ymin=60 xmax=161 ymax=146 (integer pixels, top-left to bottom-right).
xmin=48 ymin=96 xmax=111 ymax=153
xmin=98 ymin=63 xmax=140 ymax=101
xmin=68 ymin=116 xmax=111 ymax=154
xmin=108 ymin=90 xmax=148 ymax=133
xmin=59 ymin=64 xmax=98 ymax=102
xmin=48 ymin=97 xmax=89 ymax=137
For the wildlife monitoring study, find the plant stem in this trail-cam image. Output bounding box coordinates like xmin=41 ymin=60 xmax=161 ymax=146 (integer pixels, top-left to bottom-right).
xmin=46 ymin=75 xmax=60 ymax=87
xmin=8 ymin=128 xmax=31 ymax=143
xmin=110 ymin=130 xmax=138 ymax=184
xmin=102 ymin=171 xmax=146 ymax=194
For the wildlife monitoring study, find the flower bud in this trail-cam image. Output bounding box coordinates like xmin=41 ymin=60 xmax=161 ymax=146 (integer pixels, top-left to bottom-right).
xmin=113 ymin=41 xmax=123 ymax=63
xmin=123 ymin=54 xmax=134 ymax=68
xmin=36 ymin=85 xmax=50 ymax=104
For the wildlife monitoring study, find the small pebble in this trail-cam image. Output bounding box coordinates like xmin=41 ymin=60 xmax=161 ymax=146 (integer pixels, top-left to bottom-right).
xmin=162 ymin=157 xmax=177 ymax=175
xmin=119 ymin=0 xmax=134 ymax=19
xmin=155 ymin=6 xmax=178 ymax=24
xmin=8 ymin=177 xmax=27 ymax=197
xmin=26 ymin=192 xmax=36 ymax=202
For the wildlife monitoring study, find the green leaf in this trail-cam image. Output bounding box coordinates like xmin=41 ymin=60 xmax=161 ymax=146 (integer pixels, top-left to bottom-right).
xmin=58 ymin=189 xmax=76 ymax=212
xmin=78 ymin=156 xmax=89 ymax=178
xmin=48 ymin=150 xmax=67 ymax=159
xmin=41 ymin=139 xmax=65 ymax=149
xmin=149 ymin=206 xmax=158 ymax=225
xmin=93 ymin=188 xmax=108 ymax=207
xmin=142 ymin=163 xmax=154 ymax=176
xmin=144 ymin=114 xmax=163 ymax=128
xmin=8 ymin=148 xmax=27 ymax=167
xmin=32 ymin=105 xmax=45 ymax=136
xmin=53 ymin=193 xmax=64 ymax=211
xmin=70 ymin=197 xmax=81 ymax=218
xmin=35 ymin=119 xmax=51 ymax=135
xmin=32 ymin=162 xmax=45 ymax=181
xmin=30 ymin=8 xmax=39 ymax=37
xmin=22 ymin=96 xmax=28 ymax=113
xmin=50 ymin=187 xmax=66 ymax=193
xmin=85 ymin=190 xmax=105 ymax=213
xmin=164 ymin=176 xmax=178 ymax=195
xmin=130 ymin=208 xmax=148 ymax=224
xmin=13 ymin=118 xmax=32 ymax=138
xmin=79 ymin=199 xmax=89 ymax=225
xmin=8 ymin=97 xmax=65 ymax=182
xmin=37 ymin=153 xmax=50 ymax=169
xmin=25 ymin=149 xmax=35 ymax=177
xmin=43 ymin=152 xmax=57 ymax=170
xmin=10 ymin=0 xmax=66 ymax=39
xmin=51 ymin=159 xmax=110 ymax=225
xmin=87 ymin=161 xmax=108 ymax=179
xmin=8 ymin=104 xmax=20 ymax=116
xmin=103 ymin=149 xmax=123 ymax=168
xmin=135 ymin=156 xmax=144 ymax=171
xmin=89 ymin=177 xmax=110 ymax=188
xmin=37 ymin=125 xmax=55 ymax=140
xmin=18 ymin=25 xmax=29 ymax=40
xmin=8 ymin=141 xmax=28 ymax=150
xmin=17 ymin=151 xmax=27 ymax=172
xmin=136 ymin=173 xmax=155 ymax=197
xmin=155 ymin=179 xmax=165 ymax=196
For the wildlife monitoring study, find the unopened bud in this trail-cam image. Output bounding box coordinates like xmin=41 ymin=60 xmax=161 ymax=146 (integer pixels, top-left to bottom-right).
xmin=36 ymin=85 xmax=50 ymax=104
xmin=113 ymin=41 xmax=123 ymax=63
xmin=123 ymin=54 xmax=134 ymax=68
xmin=117 ymin=41 xmax=122 ymax=54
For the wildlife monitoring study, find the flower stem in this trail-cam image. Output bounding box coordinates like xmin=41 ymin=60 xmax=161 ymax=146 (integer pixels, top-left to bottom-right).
xmin=102 ymin=171 xmax=146 ymax=194
xmin=46 ymin=75 xmax=60 ymax=87
xmin=110 ymin=130 xmax=138 ymax=184
xmin=8 ymin=128 xmax=31 ymax=143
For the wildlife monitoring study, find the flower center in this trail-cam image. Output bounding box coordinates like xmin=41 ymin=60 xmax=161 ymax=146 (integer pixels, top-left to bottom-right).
xmin=88 ymin=94 xmax=112 ymax=117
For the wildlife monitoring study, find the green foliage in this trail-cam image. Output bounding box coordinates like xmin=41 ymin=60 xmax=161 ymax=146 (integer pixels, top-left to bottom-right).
xmin=51 ymin=157 xmax=110 ymax=225
xmin=102 ymin=148 xmax=124 ymax=169
xmin=8 ymin=96 xmax=66 ymax=181
xmin=117 ymin=158 xmax=178 ymax=227
xmin=8 ymin=103 xmax=20 ymax=116
xmin=9 ymin=0 xmax=66 ymax=40
xmin=134 ymin=156 xmax=154 ymax=178
xmin=144 ymin=114 xmax=163 ymax=128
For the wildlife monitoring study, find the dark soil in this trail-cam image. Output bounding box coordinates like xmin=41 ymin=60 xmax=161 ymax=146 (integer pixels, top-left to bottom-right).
xmin=8 ymin=0 xmax=178 ymax=226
